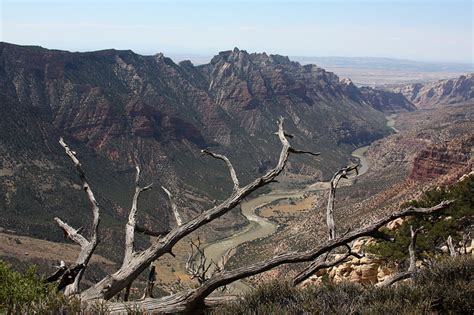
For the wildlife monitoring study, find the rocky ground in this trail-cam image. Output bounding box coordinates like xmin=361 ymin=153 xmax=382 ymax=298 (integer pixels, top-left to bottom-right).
xmin=225 ymin=102 xmax=473 ymax=287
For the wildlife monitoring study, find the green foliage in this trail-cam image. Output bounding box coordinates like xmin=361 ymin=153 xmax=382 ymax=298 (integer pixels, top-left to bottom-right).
xmin=211 ymin=256 xmax=474 ymax=314
xmin=0 ymin=260 xmax=48 ymax=308
xmin=367 ymin=175 xmax=473 ymax=262
xmin=0 ymin=260 xmax=82 ymax=313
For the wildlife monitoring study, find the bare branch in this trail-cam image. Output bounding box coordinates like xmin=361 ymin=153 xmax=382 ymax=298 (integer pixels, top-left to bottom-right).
xmin=408 ymin=225 xmax=423 ymax=272
xmin=106 ymin=200 xmax=453 ymax=312
xmin=377 ymin=225 xmax=423 ymax=287
xmin=59 ymin=137 xmax=100 ymax=244
xmin=186 ymin=237 xmax=206 ymax=284
xmin=327 ymin=164 xmax=359 ymax=240
xmin=184 ymin=200 xmax=453 ymax=304
xmin=161 ymin=186 xmax=183 ymax=226
xmin=186 ymin=239 xmax=234 ymax=292
xmin=124 ymin=165 xmax=153 ymax=266
xmin=288 ymin=147 xmax=320 ymax=156
xmin=376 ymin=271 xmax=412 ymax=287
xmin=201 ymin=149 xmax=240 ymax=191
xmin=447 ymin=235 xmax=457 ymax=258
xmin=142 ymin=265 xmax=156 ymax=299
xmin=55 ymin=137 xmax=101 ymax=296
xmin=54 ymin=217 xmax=88 ymax=247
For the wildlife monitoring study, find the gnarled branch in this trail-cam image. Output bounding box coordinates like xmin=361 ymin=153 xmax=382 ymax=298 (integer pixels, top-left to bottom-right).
xmin=135 ymin=225 xmax=170 ymax=237
xmin=327 ymin=164 xmax=359 ymax=240
xmin=55 ymin=138 xmax=101 ymax=296
xmin=106 ymin=200 xmax=452 ymax=313
xmin=124 ymin=165 xmax=153 ymax=266
xmin=79 ymin=117 xmax=299 ymax=301
xmin=201 ymin=149 xmax=240 ymax=191
xmin=185 ymin=201 xmax=452 ymax=306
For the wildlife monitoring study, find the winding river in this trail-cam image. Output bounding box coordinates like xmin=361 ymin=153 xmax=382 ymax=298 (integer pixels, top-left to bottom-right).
xmin=199 ymin=116 xmax=395 ymax=293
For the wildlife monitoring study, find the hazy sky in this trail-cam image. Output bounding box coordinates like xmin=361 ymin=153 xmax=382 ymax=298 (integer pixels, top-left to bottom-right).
xmin=1 ymin=0 xmax=472 ymax=63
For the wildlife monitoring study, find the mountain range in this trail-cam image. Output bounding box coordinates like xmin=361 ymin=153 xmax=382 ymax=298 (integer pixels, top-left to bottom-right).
xmin=0 ymin=43 xmax=418 ymax=260
xmin=392 ymin=74 xmax=474 ymax=108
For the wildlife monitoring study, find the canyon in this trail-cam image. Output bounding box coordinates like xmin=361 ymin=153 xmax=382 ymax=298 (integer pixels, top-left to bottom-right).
xmin=0 ymin=42 xmax=472 ymax=294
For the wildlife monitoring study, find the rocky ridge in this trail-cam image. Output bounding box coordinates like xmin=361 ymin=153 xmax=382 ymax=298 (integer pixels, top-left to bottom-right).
xmin=338 ymin=78 xmax=416 ymax=113
xmin=393 ymin=74 xmax=474 ymax=108
xmin=227 ymin=103 xmax=473 ymax=286
xmin=410 ymin=137 xmax=473 ymax=181
xmin=0 ymin=43 xmax=394 ymax=260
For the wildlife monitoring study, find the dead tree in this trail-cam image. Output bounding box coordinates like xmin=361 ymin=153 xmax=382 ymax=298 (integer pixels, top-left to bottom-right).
xmin=376 ymin=225 xmax=423 ymax=287
xmin=51 ymin=119 xmax=453 ymax=313
xmin=326 ymin=165 xmax=359 ymax=240
xmin=54 ymin=118 xmax=318 ymax=301
xmin=186 ymin=237 xmax=213 ymax=285
xmin=106 ymin=201 xmax=452 ymax=313
xmin=292 ymin=165 xmax=360 ymax=286
xmin=47 ymin=138 xmax=101 ymax=296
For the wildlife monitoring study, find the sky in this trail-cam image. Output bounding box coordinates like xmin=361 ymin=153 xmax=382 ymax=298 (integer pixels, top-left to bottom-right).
xmin=1 ymin=0 xmax=472 ymax=63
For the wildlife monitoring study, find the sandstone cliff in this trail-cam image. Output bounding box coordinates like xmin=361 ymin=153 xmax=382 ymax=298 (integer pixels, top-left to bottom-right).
xmin=410 ymin=137 xmax=473 ymax=181
xmin=394 ymin=74 xmax=474 ymax=108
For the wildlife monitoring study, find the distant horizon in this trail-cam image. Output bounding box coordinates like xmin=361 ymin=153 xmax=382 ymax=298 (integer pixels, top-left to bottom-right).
xmin=1 ymin=0 xmax=472 ymax=64
xmin=2 ymin=41 xmax=473 ymax=70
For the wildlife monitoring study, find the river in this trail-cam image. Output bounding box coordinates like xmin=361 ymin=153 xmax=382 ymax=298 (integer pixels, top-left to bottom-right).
xmin=198 ymin=116 xmax=394 ymax=293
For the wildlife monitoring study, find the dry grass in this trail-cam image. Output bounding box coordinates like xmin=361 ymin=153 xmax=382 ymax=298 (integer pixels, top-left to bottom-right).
xmin=0 ymin=232 xmax=115 ymax=266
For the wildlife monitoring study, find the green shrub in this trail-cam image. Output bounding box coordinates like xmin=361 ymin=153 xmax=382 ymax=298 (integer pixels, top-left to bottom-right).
xmin=367 ymin=175 xmax=473 ymax=262
xmin=0 ymin=259 xmax=83 ymax=313
xmin=211 ymin=256 xmax=474 ymax=314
